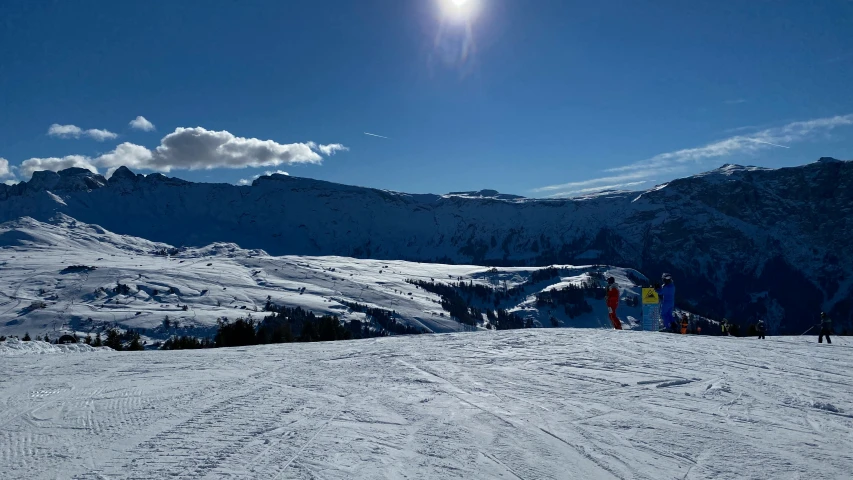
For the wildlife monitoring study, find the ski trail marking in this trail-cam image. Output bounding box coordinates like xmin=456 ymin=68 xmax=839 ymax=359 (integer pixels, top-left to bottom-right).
xmin=656 ymin=379 xmax=697 ymax=388
xmin=636 ymin=379 xmax=673 ymax=385
xmin=480 ymin=450 xmax=527 ymax=480
xmin=537 ymin=427 xmax=624 ymax=480
xmin=274 ymin=400 xmax=346 ymax=478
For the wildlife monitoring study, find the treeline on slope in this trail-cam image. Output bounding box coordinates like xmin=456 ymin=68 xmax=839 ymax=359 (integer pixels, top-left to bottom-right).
xmin=406 ymin=268 xmax=625 ymax=329
xmin=426 ymin=267 xmax=564 ymax=310
xmin=535 ymin=281 xmax=600 ymax=318
xmin=163 ymin=303 xmax=352 ymax=350
xmin=162 ymin=298 xmax=410 ymax=350
xmin=534 ymin=270 xmax=642 ymax=315
xmin=338 ymin=300 xmax=428 ymax=335
xmin=406 ymin=279 xmax=531 ymax=329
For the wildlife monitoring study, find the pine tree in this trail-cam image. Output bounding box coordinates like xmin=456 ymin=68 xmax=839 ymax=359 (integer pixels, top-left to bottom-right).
xmin=127 ymin=331 xmax=144 ymax=351
xmin=93 ymin=333 xmax=103 ymax=347
xmin=23 ymin=332 xmax=31 ymax=341
xmin=104 ymin=329 xmax=123 ymax=351
xmin=299 ymin=320 xmax=318 ymax=342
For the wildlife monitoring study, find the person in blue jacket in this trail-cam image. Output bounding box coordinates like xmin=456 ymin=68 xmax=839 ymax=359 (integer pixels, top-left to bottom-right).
xmin=656 ymin=273 xmax=676 ymax=331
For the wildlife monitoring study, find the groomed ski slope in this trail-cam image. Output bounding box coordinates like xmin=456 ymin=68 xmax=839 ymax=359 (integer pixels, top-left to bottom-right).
xmin=2 ymin=329 xmax=850 ymax=479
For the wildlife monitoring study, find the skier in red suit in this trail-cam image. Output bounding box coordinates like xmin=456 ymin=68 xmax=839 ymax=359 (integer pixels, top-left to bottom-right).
xmin=606 ymin=277 xmax=622 ymax=330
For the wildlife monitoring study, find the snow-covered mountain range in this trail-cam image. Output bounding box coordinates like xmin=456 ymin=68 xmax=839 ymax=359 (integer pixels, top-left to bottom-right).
xmin=1 ymin=158 xmax=850 ymax=333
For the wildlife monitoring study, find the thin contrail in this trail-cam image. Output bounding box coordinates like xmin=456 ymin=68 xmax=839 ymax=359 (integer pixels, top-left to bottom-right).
xmin=750 ymin=138 xmax=790 ymax=149
xmin=364 ymin=132 xmax=389 ymax=139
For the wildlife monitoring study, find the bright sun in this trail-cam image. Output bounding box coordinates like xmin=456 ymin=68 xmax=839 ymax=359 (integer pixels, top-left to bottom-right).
xmin=441 ymin=0 xmax=478 ymax=21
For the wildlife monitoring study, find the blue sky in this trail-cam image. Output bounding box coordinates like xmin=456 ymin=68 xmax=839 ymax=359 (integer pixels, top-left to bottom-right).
xmin=1 ymin=0 xmax=852 ymax=197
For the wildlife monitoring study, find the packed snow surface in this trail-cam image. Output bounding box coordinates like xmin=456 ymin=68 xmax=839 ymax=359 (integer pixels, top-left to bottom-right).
xmin=2 ymin=329 xmax=850 ymax=479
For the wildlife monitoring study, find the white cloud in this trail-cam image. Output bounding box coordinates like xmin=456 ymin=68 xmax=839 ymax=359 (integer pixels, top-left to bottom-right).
xmin=85 ymin=128 xmax=119 ymax=142
xmin=22 ymin=126 xmax=346 ymax=180
xmin=18 ymin=155 xmax=99 ymax=179
xmin=0 ymin=157 xmax=12 ymax=178
xmin=312 ymin=143 xmax=348 ymax=156
xmin=534 ymin=171 xmax=659 ymax=193
xmin=237 ymin=178 xmax=253 ymax=186
xmin=96 ymin=142 xmax=155 ymax=171
xmin=138 ymin=127 xmax=325 ymax=171
xmin=4 ymin=179 xmax=19 ymax=186
xmin=48 ymin=124 xmax=83 ymax=138
xmin=535 ymin=114 xmax=853 ymax=197
xmin=48 ymin=123 xmax=118 ymax=142
xmin=606 ymin=114 xmax=853 ymax=174
xmin=724 ymin=98 xmax=747 ymax=105
xmin=749 ymin=139 xmax=790 ymax=149
xmin=95 ymin=142 xmax=156 ymax=178
xmin=544 ymin=181 xmax=650 ymax=198
xmin=129 ymin=116 xmax=156 ymax=132
xmin=722 ymin=125 xmax=761 ymax=134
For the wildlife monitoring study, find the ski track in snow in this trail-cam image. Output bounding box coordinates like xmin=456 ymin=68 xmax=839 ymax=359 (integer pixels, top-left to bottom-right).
xmin=1 ymin=330 xmax=851 ymax=479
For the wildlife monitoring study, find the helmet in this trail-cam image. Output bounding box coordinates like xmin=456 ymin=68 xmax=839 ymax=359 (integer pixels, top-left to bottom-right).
xmin=662 ymin=273 xmax=672 ymax=283
xmin=607 ymin=276 xmax=615 ymax=285
xmin=820 ymin=312 xmax=826 ymax=318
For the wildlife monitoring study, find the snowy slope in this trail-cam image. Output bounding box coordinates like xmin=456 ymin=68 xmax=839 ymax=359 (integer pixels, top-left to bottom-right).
xmin=0 ymin=338 xmax=112 ymax=356
xmin=1 ymin=159 xmax=851 ymax=333
xmin=1 ymin=329 xmax=850 ymax=479
xmin=0 ymin=216 xmax=644 ymax=340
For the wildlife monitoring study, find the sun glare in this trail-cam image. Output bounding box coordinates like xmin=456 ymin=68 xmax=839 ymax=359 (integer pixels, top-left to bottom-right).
xmin=441 ymin=0 xmax=478 ymax=21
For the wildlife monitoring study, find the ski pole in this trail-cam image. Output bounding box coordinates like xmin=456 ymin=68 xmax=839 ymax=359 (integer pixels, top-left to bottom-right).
xmin=800 ymin=325 xmax=816 ymax=336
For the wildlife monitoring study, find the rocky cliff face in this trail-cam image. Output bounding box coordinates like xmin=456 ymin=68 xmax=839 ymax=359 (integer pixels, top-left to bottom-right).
xmin=1 ymin=159 xmax=851 ymax=333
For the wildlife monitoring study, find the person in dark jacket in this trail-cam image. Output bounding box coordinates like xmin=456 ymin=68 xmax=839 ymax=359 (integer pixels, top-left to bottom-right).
xmin=655 ymin=273 xmax=676 ymax=331
xmin=605 ymin=277 xmax=622 ymax=330
xmin=756 ymin=319 xmax=766 ymax=339
xmin=818 ymin=312 xmax=832 ymax=344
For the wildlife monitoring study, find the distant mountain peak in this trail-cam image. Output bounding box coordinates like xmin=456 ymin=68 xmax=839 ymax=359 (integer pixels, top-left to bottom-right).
xmin=817 ymin=156 xmax=842 ymax=163
xmin=26 ymin=167 xmax=107 ymax=192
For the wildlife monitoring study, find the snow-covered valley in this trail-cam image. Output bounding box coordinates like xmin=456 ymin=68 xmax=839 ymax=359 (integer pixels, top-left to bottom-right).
xmin=2 ymin=329 xmax=851 ymax=479
xmin=0 ymin=216 xmax=645 ymax=341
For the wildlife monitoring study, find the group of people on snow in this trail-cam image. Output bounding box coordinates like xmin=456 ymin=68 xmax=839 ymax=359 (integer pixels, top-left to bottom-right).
xmin=603 ymin=273 xmax=835 ymax=344
xmin=605 ymin=272 xmax=678 ymax=333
